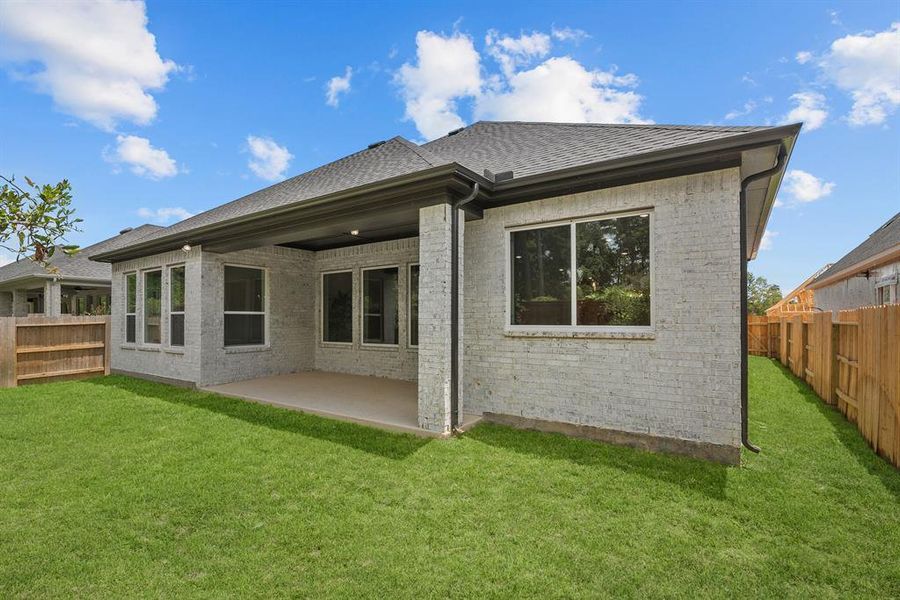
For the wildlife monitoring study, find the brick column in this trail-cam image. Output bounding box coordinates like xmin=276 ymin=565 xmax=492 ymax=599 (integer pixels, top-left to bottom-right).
xmin=417 ymin=204 xmax=464 ymax=433
xmin=44 ymin=281 xmax=62 ymax=317
xmin=11 ymin=289 xmax=29 ymax=317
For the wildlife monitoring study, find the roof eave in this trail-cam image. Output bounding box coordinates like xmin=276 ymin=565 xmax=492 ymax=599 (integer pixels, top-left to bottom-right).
xmin=808 ymin=245 xmax=900 ymax=289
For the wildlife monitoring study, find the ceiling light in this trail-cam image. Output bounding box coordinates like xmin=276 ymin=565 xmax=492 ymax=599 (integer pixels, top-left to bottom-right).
xmin=350 ymin=229 xmax=360 ymax=236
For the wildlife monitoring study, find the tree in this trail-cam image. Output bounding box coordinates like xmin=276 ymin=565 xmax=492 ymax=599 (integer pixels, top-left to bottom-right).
xmin=1 ymin=175 xmax=81 ymax=269
xmin=747 ymin=272 xmax=782 ymax=316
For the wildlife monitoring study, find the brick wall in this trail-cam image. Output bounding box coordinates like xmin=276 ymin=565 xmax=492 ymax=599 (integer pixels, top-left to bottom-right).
xmin=313 ymin=237 xmax=419 ymax=381
xmin=462 ymin=168 xmax=743 ymax=448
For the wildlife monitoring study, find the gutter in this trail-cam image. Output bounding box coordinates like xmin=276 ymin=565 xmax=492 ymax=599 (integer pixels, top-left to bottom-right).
xmin=739 ymin=143 xmax=787 ymax=454
xmin=450 ymin=182 xmax=480 ymax=431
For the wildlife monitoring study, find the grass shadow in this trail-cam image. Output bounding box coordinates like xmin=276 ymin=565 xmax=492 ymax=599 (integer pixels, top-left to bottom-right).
xmin=769 ymin=360 xmax=900 ymax=500
xmin=464 ymin=422 xmax=729 ymax=501
xmin=87 ymin=376 xmax=431 ymax=461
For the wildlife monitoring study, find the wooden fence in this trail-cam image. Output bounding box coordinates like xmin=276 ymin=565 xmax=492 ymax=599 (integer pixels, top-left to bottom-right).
xmin=748 ymin=305 xmax=900 ymax=468
xmin=0 ymin=316 xmax=111 ymax=388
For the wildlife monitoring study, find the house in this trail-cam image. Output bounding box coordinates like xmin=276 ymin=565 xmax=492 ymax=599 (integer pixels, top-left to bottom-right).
xmin=765 ymin=264 xmax=831 ymax=316
xmin=0 ymin=224 xmax=161 ymax=317
xmin=809 ymin=212 xmax=900 ymax=313
xmin=91 ymin=121 xmax=800 ymax=464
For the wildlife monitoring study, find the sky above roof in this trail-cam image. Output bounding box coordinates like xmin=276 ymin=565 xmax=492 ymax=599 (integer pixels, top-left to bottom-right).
xmin=0 ymin=0 xmax=897 ymax=292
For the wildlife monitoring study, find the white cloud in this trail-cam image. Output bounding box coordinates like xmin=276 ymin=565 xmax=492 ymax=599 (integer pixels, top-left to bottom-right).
xmin=105 ymin=135 xmax=179 ymax=179
xmin=725 ymin=100 xmax=757 ymax=121
xmin=395 ymin=29 xmax=648 ymax=141
xmin=783 ymin=169 xmax=835 ymax=203
xmin=782 ymin=91 xmax=828 ymax=130
xmin=485 ymin=30 xmax=551 ymax=77
xmin=246 ymin=135 xmax=293 ymax=181
xmin=820 ymin=23 xmax=900 ymax=126
xmin=476 ymin=56 xmax=646 ymax=124
xmin=551 ymin=27 xmax=589 ymax=43
xmin=795 ymin=51 xmax=813 ymax=64
xmin=137 ymin=207 xmax=193 ymax=224
xmin=395 ymin=31 xmax=482 ymax=141
xmin=760 ymin=229 xmax=778 ymax=251
xmin=0 ymin=0 xmax=178 ymax=131
xmin=325 ymin=66 xmax=353 ymax=107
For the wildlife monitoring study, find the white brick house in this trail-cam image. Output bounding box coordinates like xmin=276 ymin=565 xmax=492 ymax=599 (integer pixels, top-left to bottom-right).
xmin=93 ymin=122 xmax=801 ymax=463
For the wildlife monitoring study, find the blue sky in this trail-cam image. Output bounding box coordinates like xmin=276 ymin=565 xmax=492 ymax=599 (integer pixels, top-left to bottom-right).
xmin=1 ymin=0 xmax=897 ymax=292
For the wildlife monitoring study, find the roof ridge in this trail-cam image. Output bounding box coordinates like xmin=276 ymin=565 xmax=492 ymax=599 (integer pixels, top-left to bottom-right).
xmin=390 ymin=136 xmax=448 ymax=167
xmin=468 ymin=120 xmax=769 ymax=132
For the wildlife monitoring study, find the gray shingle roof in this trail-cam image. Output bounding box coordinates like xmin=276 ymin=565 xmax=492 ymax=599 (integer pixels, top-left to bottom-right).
xmin=96 ymin=121 xmax=780 ymax=257
xmin=423 ymin=121 xmax=769 ymax=178
xmin=0 ymin=224 xmax=162 ymax=284
xmin=813 ymin=212 xmax=900 ymax=283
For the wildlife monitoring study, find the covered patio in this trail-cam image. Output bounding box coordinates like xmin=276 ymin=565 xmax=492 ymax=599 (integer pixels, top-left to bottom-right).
xmin=203 ymin=371 xmax=481 ymax=437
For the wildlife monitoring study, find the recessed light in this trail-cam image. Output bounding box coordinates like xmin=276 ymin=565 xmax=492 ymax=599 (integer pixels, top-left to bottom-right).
xmin=350 ymin=229 xmax=360 ymax=236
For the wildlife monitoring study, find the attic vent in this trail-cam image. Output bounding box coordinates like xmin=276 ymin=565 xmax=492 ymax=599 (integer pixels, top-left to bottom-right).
xmin=367 ymin=140 xmax=387 ymax=149
xmin=119 ymin=227 xmax=133 ymax=234
xmin=447 ymin=127 xmax=465 ymax=136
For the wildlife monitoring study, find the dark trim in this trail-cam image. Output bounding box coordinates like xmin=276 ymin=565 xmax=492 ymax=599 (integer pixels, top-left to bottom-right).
xmin=450 ymin=183 xmax=480 ymax=431
xmin=481 ymin=412 xmax=741 ymax=465
xmin=738 ymin=144 xmax=786 ymax=454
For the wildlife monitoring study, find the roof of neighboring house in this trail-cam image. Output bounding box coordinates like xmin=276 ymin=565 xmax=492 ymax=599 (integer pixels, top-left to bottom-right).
xmin=811 ymin=212 xmax=900 ymax=288
xmin=0 ymin=224 xmax=162 ymax=287
xmin=765 ymin=263 xmax=832 ymax=314
xmin=93 ymin=121 xmax=800 ymax=262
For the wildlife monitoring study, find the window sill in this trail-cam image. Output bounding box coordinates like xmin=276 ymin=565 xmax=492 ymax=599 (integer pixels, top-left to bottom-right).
xmin=504 ymin=328 xmax=655 ymax=340
xmin=360 ymin=343 xmax=400 ymax=351
xmin=120 ymin=344 xmax=136 ymax=351
xmin=320 ymin=341 xmax=353 ymax=349
xmin=136 ymin=344 xmax=162 ymax=352
xmin=223 ymin=345 xmax=270 ymax=354
xmin=164 ymin=347 xmax=185 ymax=355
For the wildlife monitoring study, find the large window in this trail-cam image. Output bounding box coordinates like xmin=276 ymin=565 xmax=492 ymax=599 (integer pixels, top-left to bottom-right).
xmin=143 ymin=270 xmax=162 ymax=344
xmin=510 ymin=212 xmax=651 ymax=329
xmin=169 ymin=265 xmax=185 ymax=347
xmin=409 ymin=264 xmax=419 ymax=347
xmin=322 ymin=271 xmax=352 ymax=343
xmin=125 ymin=273 xmax=136 ymax=343
xmin=363 ymin=267 xmax=399 ymax=345
xmin=224 ymin=266 xmax=265 ymax=346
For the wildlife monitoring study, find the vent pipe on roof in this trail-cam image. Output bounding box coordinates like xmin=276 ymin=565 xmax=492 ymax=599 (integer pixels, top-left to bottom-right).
xmin=119 ymin=227 xmax=133 ymax=235
xmin=367 ymin=140 xmax=386 ymax=149
xmin=447 ymin=127 xmax=465 ymax=136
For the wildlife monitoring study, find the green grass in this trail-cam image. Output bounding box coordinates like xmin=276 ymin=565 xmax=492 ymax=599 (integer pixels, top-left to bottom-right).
xmin=1 ymin=357 xmax=898 ymax=599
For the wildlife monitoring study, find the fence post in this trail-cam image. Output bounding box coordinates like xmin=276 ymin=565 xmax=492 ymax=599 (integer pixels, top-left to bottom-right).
xmin=0 ymin=317 xmax=16 ymax=388
xmin=104 ymin=315 xmax=111 ymax=375
xmin=829 ymin=320 xmax=840 ymax=406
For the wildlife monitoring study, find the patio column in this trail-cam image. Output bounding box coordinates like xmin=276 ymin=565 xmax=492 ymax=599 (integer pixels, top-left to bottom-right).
xmin=0 ymin=291 xmax=12 ymax=316
xmin=417 ymin=203 xmax=464 ymax=434
xmin=11 ymin=289 xmax=29 ymax=317
xmin=44 ymin=281 xmax=62 ymax=317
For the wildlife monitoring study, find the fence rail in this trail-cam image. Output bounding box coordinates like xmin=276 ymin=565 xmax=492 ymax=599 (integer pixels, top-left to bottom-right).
xmin=0 ymin=316 xmax=111 ymax=388
xmin=748 ymin=305 xmax=900 ymax=468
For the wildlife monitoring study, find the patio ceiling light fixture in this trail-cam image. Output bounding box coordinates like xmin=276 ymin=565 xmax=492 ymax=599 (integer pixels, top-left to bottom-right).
xmin=350 ymin=229 xmax=360 ymax=236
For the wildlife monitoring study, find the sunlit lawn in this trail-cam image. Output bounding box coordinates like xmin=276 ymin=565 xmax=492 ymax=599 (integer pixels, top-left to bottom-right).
xmin=1 ymin=357 xmax=898 ymax=598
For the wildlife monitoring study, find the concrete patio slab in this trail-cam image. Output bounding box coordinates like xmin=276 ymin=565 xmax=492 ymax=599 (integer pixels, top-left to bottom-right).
xmin=202 ymin=371 xmax=480 ymax=437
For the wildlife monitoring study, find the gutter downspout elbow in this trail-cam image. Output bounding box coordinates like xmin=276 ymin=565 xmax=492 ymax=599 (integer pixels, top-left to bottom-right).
xmin=450 ymin=182 xmax=479 ymax=432
xmin=739 ymin=144 xmax=786 ymax=454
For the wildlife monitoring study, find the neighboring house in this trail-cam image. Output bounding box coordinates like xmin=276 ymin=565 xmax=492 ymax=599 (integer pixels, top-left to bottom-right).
xmin=0 ymin=225 xmax=161 ymax=317
xmin=810 ymin=212 xmax=900 ymax=313
xmin=765 ymin=264 xmax=831 ymax=316
xmin=92 ymin=121 xmax=800 ymax=463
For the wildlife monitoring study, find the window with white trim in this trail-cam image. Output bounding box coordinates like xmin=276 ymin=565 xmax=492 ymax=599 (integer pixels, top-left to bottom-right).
xmin=409 ymin=264 xmax=419 ymax=347
xmin=509 ymin=211 xmax=652 ymax=328
xmin=143 ymin=270 xmax=162 ymax=344
xmin=363 ymin=266 xmax=399 ymax=345
xmin=125 ymin=273 xmax=136 ymax=343
xmin=169 ymin=265 xmax=185 ymax=347
xmin=322 ymin=271 xmax=352 ymax=343
xmin=224 ymin=266 xmax=265 ymax=346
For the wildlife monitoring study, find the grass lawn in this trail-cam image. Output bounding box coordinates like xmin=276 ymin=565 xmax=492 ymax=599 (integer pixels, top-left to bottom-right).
xmin=1 ymin=357 xmax=898 ymax=598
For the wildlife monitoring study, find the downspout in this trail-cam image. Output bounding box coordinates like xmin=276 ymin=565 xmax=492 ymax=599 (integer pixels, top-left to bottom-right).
xmin=739 ymin=144 xmax=786 ymax=453
xmin=450 ymin=182 xmax=480 ymax=431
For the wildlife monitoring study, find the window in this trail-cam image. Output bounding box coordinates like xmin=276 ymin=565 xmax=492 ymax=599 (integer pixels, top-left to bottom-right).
xmin=143 ymin=270 xmax=162 ymax=344
xmin=363 ymin=267 xmax=399 ymax=345
xmin=125 ymin=273 xmax=136 ymax=343
xmin=409 ymin=264 xmax=419 ymax=347
xmin=224 ymin=266 xmax=265 ymax=346
xmin=509 ymin=211 xmax=652 ymax=329
xmin=322 ymin=271 xmax=352 ymax=343
xmin=25 ymin=289 xmax=44 ymax=315
xmin=877 ymin=283 xmax=897 ymax=306
xmin=169 ymin=265 xmax=185 ymax=347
